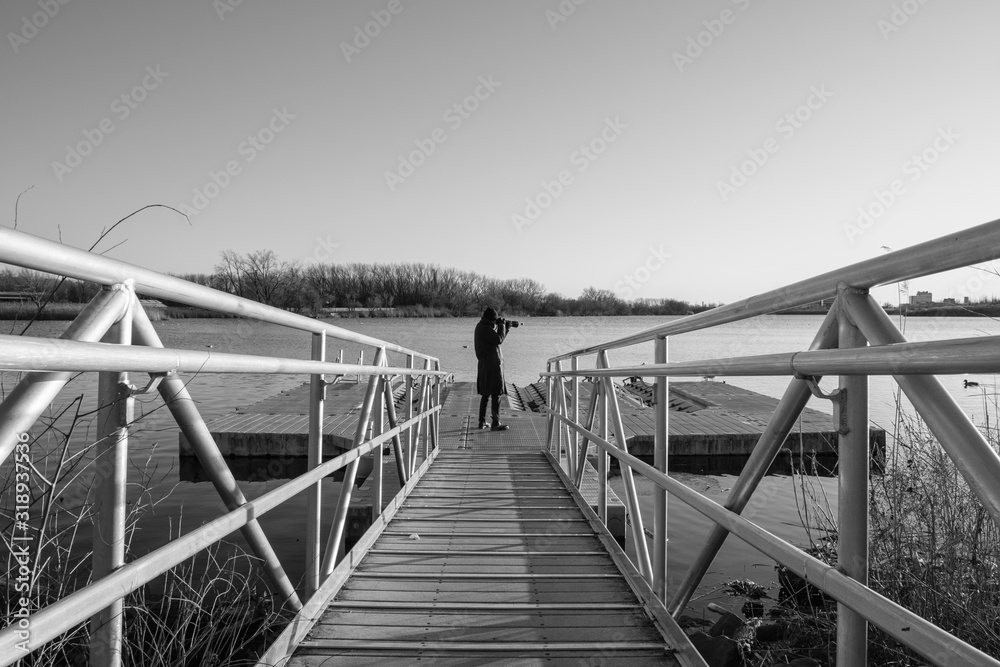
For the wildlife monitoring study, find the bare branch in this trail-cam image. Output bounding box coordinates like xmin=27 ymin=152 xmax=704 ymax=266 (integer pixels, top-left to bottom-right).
xmin=13 ymin=185 xmax=34 ymax=230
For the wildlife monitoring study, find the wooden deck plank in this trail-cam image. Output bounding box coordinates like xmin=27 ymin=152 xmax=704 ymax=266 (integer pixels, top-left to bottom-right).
xmin=305 ymin=622 xmax=663 ymax=642
xmin=358 ymin=554 xmax=619 ymax=568
xmin=372 ymin=538 xmax=606 ymax=551
xmin=312 ymin=608 xmax=654 ymax=628
xmin=288 ymin=652 xmax=672 ymax=667
xmin=333 ymin=589 xmax=640 ymax=604
xmin=342 ymin=578 xmax=632 ymax=592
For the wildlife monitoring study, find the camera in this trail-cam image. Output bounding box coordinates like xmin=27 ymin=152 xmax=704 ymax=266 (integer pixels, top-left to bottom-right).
xmin=499 ymin=318 xmax=520 ymax=328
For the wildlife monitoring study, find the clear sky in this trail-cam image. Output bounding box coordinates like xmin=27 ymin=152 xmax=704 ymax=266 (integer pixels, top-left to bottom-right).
xmin=3 ymin=0 xmax=999 ymax=306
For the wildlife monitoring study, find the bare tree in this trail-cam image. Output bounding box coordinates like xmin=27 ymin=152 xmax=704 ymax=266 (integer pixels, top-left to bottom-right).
xmin=212 ymin=250 xmax=301 ymax=308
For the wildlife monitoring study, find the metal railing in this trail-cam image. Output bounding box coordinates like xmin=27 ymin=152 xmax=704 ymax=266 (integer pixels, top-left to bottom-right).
xmin=544 ymin=216 xmax=1000 ymax=667
xmin=0 ymin=227 xmax=446 ymax=666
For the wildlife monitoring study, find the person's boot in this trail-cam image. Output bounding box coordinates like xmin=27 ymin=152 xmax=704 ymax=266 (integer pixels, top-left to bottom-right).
xmin=490 ymin=422 xmax=509 ymax=431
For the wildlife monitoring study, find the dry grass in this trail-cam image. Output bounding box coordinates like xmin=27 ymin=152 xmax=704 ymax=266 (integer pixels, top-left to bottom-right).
xmin=742 ymin=399 xmax=1000 ymax=666
xmin=0 ymin=388 xmax=289 ymax=666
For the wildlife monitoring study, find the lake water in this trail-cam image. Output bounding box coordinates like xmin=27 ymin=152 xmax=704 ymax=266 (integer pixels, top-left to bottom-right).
xmin=4 ymin=314 xmax=1000 ymax=618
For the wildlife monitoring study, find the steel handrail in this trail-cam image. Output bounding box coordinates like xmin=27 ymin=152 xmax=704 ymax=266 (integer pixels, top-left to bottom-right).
xmin=0 ymin=406 xmax=439 ymax=661
xmin=547 ymin=409 xmax=998 ymax=666
xmin=541 ymin=335 xmax=1000 ymax=378
xmin=0 ymin=229 xmax=447 ymax=666
xmin=0 ymin=333 xmax=447 ymax=377
xmin=548 ymin=215 xmax=1000 ymax=362
xmin=0 ymin=227 xmax=437 ymax=362
xmin=542 ymin=218 xmax=1000 ymax=666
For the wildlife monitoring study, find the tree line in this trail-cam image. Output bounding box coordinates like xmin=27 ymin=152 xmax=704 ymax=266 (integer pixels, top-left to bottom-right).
xmin=0 ymin=250 xmax=717 ymax=317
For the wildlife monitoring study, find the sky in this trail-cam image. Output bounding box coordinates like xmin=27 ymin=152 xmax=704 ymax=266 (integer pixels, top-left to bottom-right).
xmin=2 ymin=0 xmax=1000 ymax=307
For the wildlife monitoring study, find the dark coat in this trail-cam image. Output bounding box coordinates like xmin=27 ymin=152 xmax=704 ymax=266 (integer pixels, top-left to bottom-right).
xmin=475 ymin=317 xmax=508 ymax=396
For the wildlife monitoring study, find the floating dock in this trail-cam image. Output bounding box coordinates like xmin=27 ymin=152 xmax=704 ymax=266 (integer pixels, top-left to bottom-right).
xmin=183 ymin=379 xmax=884 ymax=468
xmin=179 ymin=380 xmax=415 ymax=459
xmin=511 ymin=379 xmax=884 ymax=465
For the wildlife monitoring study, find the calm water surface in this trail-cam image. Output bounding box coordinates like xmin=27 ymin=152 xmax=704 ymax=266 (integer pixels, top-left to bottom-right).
xmin=5 ymin=314 xmax=999 ymax=616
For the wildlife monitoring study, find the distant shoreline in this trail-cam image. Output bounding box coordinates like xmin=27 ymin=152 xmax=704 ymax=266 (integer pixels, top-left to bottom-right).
xmin=3 ymin=302 xmax=998 ymax=322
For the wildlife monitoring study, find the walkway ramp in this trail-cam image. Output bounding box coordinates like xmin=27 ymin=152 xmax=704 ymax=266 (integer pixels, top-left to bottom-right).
xmin=261 ymin=384 xmax=705 ymax=666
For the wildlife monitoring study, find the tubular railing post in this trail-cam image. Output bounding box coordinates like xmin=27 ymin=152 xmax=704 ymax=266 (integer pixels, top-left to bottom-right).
xmin=837 ymin=285 xmax=870 ymax=667
xmin=411 ymin=376 xmax=424 ymax=456
xmin=545 ymin=362 xmax=555 ymax=455
xmin=571 ymin=356 xmax=580 ymax=479
xmin=422 ymin=358 xmax=433 ymax=458
xmin=556 ymin=369 xmax=576 ymax=476
xmin=412 ymin=370 xmax=428 ymax=459
xmin=405 ymin=355 xmax=414 ymax=473
xmin=382 ymin=376 xmax=408 ymax=486
xmin=597 ymin=376 xmax=608 ymax=523
xmin=559 ymin=377 xmax=570 ymax=472
xmin=321 ymin=348 xmax=386 ymax=577
xmin=0 ymin=286 xmax=130 ymax=466
xmin=90 ymin=290 xmax=133 ymax=667
xmin=556 ymin=365 xmax=574 ymax=475
xmin=599 ymin=350 xmax=653 ymax=584
xmin=130 ymin=304 xmax=303 ymax=610
xmin=668 ymin=306 xmax=840 ymax=616
xmin=553 ymin=361 xmax=565 ymax=471
xmin=372 ymin=366 xmax=386 ymax=516
xmin=653 ymin=335 xmax=668 ymax=602
xmin=422 ymin=374 xmax=431 ymax=457
xmin=844 ymin=292 xmax=1000 ymax=530
xmin=305 ymin=330 xmax=326 ymax=598
xmin=432 ymin=361 xmax=441 ymax=451
xmin=573 ymin=387 xmax=599 ymax=488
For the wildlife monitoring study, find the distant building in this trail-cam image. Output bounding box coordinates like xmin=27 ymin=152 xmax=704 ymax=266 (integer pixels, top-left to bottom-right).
xmin=910 ymin=291 xmax=933 ymax=305
xmin=964 ymin=296 xmax=971 ymax=304
xmin=942 ymin=298 xmax=956 ymax=305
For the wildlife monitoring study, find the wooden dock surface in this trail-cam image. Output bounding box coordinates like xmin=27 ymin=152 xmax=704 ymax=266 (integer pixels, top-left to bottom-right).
xmin=277 ymin=449 xmax=694 ymax=666
xmin=187 ymin=377 xmax=880 ymax=464
xmin=179 ymin=379 xmax=422 ymax=458
xmin=259 ymin=381 xmax=704 ymax=666
xmin=523 ymin=379 xmax=884 ymax=459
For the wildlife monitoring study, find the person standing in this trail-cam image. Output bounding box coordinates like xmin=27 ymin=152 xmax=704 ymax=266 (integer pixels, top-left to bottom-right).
xmin=474 ymin=306 xmax=510 ymax=431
